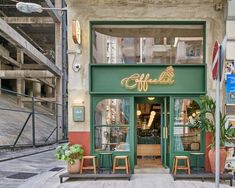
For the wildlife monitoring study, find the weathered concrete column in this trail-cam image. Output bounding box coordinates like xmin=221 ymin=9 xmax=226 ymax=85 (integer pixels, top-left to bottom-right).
xmin=16 ymin=79 xmax=25 ymax=107
xmin=0 ymin=59 xmax=1 ymax=94
xmin=16 ymin=49 xmax=25 ymax=107
xmin=55 ymin=0 xmax=63 ymax=140
xmin=28 ymin=85 xmax=34 ymax=97
xmin=0 ymin=45 xmax=10 ymax=94
xmin=46 ymin=83 xmax=53 ymax=110
xmin=33 ymin=81 xmax=41 ymax=104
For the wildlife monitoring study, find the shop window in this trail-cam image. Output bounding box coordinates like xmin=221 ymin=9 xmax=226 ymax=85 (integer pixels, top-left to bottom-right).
xmin=94 ymin=98 xmax=130 ymax=152
xmin=92 ymin=24 xmax=204 ymax=64
xmin=174 ymin=99 xmax=201 ymax=152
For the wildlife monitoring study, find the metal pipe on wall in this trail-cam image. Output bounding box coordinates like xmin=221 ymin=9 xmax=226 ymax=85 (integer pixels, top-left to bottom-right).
xmin=62 ymin=0 xmax=68 ymax=140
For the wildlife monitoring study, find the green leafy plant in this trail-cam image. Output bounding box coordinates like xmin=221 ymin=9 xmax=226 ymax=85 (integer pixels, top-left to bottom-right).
xmin=55 ymin=143 xmax=84 ymax=165
xmin=194 ymin=95 xmax=235 ymax=148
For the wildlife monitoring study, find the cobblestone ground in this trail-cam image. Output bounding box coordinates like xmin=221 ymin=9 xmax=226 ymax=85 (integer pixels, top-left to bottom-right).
xmin=0 ymin=149 xmax=234 ymax=188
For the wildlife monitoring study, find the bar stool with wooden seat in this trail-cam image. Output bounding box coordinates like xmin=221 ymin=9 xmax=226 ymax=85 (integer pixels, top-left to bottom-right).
xmin=80 ymin=156 xmax=97 ymax=174
xmin=112 ymin=155 xmax=130 ymax=174
xmin=172 ymin=155 xmax=191 ymax=175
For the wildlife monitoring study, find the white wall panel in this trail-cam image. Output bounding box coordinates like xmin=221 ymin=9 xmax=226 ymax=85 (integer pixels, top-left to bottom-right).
xmin=226 ymin=41 xmax=235 ymax=60
xmin=228 ymin=0 xmax=235 ymax=18
xmin=227 ymin=20 xmax=235 ymax=39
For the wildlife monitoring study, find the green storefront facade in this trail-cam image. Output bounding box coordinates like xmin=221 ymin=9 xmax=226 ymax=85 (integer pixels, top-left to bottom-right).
xmin=89 ymin=21 xmax=207 ymax=172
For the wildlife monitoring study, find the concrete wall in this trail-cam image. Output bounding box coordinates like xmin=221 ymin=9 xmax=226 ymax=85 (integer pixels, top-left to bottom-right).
xmin=0 ymin=45 xmax=9 ymax=57
xmin=66 ymin=0 xmax=226 ymax=134
xmin=0 ymin=45 xmax=11 ymax=70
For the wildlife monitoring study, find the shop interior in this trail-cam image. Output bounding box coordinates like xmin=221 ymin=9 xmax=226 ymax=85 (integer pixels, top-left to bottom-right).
xmin=136 ymin=101 xmax=162 ymax=168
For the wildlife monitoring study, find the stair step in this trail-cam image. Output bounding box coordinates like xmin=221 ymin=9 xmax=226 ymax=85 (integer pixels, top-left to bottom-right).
xmin=134 ymin=167 xmax=170 ymax=174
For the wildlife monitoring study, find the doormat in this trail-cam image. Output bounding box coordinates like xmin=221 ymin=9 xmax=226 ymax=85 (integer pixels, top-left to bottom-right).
xmin=6 ymin=172 xmax=37 ymax=179
xmin=49 ymin=167 xmax=64 ymax=171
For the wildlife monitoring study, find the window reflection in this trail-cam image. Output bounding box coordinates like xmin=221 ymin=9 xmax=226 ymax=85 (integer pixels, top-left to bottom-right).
xmin=94 ymin=98 xmax=130 ymax=152
xmin=174 ymin=99 xmax=201 ymax=151
xmin=92 ymin=25 xmax=203 ymax=64
xmin=95 ymin=127 xmax=129 ymax=151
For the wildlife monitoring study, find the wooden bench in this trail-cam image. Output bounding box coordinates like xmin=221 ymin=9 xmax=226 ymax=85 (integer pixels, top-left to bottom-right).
xmin=137 ymin=144 xmax=160 ymax=157
xmin=59 ymin=173 xmax=131 ymax=183
xmin=172 ymin=173 xmax=233 ymax=187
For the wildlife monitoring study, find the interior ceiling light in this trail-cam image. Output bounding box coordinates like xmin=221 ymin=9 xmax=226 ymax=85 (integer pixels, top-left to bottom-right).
xmin=136 ymin=110 xmax=141 ymax=116
xmin=147 ymin=111 xmax=156 ymax=128
xmin=147 ymin=97 xmax=155 ymax=101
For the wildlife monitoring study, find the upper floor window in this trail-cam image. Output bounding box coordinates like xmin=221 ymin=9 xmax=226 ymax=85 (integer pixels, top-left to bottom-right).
xmin=92 ymin=24 xmax=204 ymax=64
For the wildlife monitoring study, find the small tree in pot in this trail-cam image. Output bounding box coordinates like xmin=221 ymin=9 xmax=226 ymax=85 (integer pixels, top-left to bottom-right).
xmin=55 ymin=143 xmax=84 ymax=174
xmin=195 ymin=95 xmax=235 ymax=174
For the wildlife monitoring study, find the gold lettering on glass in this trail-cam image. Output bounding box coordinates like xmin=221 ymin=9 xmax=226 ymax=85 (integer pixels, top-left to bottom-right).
xmin=121 ymin=66 xmax=175 ymax=92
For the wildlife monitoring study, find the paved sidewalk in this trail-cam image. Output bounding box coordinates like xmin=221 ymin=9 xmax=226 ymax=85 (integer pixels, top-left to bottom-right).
xmin=22 ymin=171 xmax=234 ymax=188
xmin=0 ymin=144 xmax=57 ymax=162
xmin=0 ymin=149 xmax=65 ymax=188
xmin=0 ymin=149 xmax=234 ymax=188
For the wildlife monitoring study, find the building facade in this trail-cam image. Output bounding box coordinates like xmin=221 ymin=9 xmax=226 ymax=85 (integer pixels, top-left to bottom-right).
xmin=66 ymin=0 xmax=234 ymax=172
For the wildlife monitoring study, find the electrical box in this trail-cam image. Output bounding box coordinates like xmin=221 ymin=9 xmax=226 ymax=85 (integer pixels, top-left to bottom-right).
xmin=73 ymin=106 xmax=85 ymax=122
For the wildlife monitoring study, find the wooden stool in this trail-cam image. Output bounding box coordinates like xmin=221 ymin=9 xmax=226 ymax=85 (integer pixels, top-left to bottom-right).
xmin=80 ymin=156 xmax=97 ymax=174
xmin=172 ymin=156 xmax=190 ymax=175
xmin=112 ymin=155 xmax=130 ymax=174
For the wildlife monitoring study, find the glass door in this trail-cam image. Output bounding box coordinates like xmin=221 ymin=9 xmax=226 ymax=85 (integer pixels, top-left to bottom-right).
xmin=162 ymin=97 xmax=170 ymax=168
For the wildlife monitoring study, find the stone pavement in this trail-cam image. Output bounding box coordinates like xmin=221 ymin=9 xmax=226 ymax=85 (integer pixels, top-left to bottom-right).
xmin=0 ymin=149 xmax=234 ymax=188
xmin=23 ymin=172 xmax=234 ymax=188
xmin=0 ymin=144 xmax=56 ymax=162
xmin=0 ymin=148 xmax=65 ymax=188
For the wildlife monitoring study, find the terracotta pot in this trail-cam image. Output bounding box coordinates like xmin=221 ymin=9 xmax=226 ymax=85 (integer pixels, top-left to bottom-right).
xmin=67 ymin=159 xmax=80 ymax=174
xmin=205 ymin=132 xmax=213 ymax=172
xmin=208 ymin=147 xmax=227 ymax=174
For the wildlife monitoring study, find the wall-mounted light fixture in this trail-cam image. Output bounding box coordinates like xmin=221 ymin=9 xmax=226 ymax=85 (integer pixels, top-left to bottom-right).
xmin=72 ymin=20 xmax=81 ymax=45
xmin=16 ymin=2 xmax=67 ymax=13
xmin=69 ymin=20 xmax=82 ymax=72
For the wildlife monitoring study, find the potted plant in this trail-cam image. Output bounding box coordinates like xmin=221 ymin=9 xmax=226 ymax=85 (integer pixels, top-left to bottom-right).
xmin=195 ymin=95 xmax=235 ymax=174
xmin=55 ymin=143 xmax=84 ymax=174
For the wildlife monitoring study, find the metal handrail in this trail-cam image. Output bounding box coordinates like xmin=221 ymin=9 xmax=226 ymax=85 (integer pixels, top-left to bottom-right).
xmin=45 ymin=126 xmax=57 ymax=143
xmin=0 ymin=88 xmax=62 ymax=105
xmin=12 ymin=113 xmax=32 ymax=149
xmin=34 ymin=112 xmax=54 ymax=116
xmin=0 ymin=107 xmax=31 ymax=113
xmin=0 ymin=87 xmax=64 ymax=149
xmin=0 ymin=88 xmax=30 ymax=97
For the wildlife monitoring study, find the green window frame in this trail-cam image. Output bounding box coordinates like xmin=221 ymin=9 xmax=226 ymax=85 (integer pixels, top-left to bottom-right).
xmin=172 ymin=97 xmax=204 ymax=153
xmin=92 ymin=97 xmax=131 ymax=152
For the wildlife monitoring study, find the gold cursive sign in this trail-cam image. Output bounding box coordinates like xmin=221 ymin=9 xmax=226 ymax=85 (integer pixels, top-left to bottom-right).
xmin=121 ymin=66 xmax=175 ymax=92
